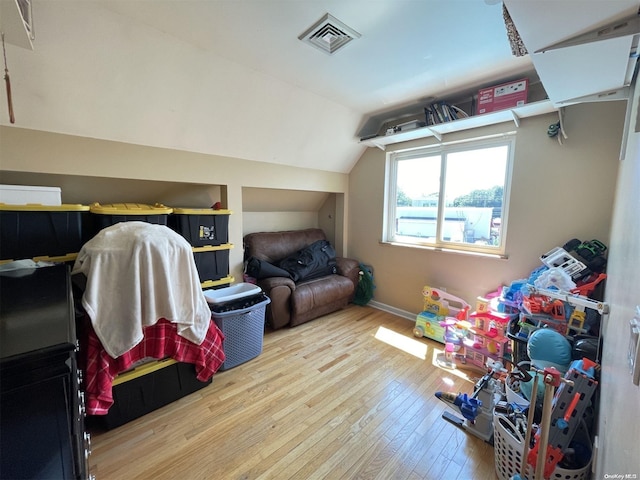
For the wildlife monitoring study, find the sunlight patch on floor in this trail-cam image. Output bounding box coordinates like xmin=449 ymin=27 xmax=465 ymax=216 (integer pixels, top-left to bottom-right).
xmin=374 ymin=326 xmax=428 ymax=359
xmin=441 ymin=376 xmax=456 ymax=387
xmin=430 ymin=345 xmax=476 ymax=381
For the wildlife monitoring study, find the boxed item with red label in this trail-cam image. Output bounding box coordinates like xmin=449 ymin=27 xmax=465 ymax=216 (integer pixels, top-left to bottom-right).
xmin=477 ymin=78 xmax=528 ymax=114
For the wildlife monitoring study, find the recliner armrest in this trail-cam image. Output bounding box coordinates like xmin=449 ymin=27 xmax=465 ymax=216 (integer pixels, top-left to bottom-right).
xmin=257 ymin=276 xmax=296 ymax=292
xmin=256 ymin=276 xmax=296 ymax=329
xmin=336 ymin=257 xmax=360 ymax=293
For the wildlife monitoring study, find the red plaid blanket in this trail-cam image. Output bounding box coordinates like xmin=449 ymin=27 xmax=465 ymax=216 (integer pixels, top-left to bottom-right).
xmin=81 ymin=318 xmax=225 ymax=415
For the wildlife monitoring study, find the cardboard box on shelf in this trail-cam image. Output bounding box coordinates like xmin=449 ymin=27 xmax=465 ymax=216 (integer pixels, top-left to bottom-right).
xmin=477 ymin=78 xmax=528 ymax=114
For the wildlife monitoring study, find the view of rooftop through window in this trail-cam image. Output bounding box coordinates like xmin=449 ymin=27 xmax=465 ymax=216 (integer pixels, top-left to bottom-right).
xmin=388 ymin=140 xmax=512 ymax=253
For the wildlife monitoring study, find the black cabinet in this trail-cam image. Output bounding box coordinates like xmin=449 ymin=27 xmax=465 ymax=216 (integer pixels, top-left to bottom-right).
xmin=0 ymin=264 xmax=91 ymax=480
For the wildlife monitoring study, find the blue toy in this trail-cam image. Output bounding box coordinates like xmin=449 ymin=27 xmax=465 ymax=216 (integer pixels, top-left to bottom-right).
xmin=527 ymin=328 xmax=572 ymax=373
xmin=435 ymin=391 xmax=481 ymax=422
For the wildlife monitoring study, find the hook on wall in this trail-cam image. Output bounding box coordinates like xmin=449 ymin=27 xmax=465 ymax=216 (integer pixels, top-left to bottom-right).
xmin=1 ymin=32 xmax=15 ymax=124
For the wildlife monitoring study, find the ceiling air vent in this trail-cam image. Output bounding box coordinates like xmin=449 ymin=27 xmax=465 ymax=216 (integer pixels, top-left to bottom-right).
xmin=298 ymin=13 xmax=361 ymax=55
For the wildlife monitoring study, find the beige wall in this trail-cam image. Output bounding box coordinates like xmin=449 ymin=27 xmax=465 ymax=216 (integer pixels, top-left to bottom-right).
xmin=348 ymin=101 xmax=626 ymax=314
xmin=0 ymin=1 xmax=364 ymax=174
xmin=0 ymin=126 xmax=349 ymax=280
xmin=597 ymin=80 xmax=640 ymax=476
xmin=1 ymin=95 xmax=636 ymax=475
xmin=241 ymin=187 xmax=327 ymax=239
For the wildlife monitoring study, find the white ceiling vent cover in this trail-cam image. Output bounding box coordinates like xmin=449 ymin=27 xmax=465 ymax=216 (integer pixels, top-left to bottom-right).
xmin=299 ymin=13 xmax=361 ymax=55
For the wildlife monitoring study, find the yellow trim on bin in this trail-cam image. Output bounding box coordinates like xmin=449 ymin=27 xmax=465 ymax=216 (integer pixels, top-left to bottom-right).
xmin=192 ymin=244 xmax=233 ymax=253
xmin=171 ymin=208 xmax=232 ymax=215
xmin=0 ymin=253 xmax=78 ymax=264
xmin=201 ymin=275 xmax=234 ymax=289
xmin=32 ymin=253 xmax=78 ymax=263
xmin=89 ymin=202 xmax=173 ymax=215
xmin=0 ymin=203 xmax=90 ymax=211
xmin=112 ymin=358 xmax=178 ymax=386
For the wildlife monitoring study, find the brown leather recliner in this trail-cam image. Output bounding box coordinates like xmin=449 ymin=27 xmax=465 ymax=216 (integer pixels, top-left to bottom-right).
xmin=243 ymin=228 xmax=360 ymax=329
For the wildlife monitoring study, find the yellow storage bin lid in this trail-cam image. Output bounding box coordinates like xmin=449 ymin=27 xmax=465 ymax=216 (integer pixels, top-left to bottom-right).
xmin=201 ymin=275 xmax=234 ymax=289
xmin=0 ymin=203 xmax=90 ymax=211
xmin=192 ymin=244 xmax=233 ymax=253
xmin=90 ymin=203 xmax=173 ymax=215
xmin=172 ymin=207 xmax=232 ymax=215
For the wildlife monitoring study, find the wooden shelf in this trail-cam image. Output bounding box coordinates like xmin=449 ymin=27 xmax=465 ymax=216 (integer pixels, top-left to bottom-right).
xmin=360 ymin=100 xmax=557 ymax=149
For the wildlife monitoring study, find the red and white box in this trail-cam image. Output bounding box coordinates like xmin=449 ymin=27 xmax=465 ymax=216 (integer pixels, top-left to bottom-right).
xmin=477 ymin=78 xmax=528 ymax=114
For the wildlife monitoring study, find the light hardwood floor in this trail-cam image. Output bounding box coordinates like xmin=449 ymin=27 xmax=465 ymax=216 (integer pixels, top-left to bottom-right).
xmin=89 ymin=305 xmax=500 ymax=480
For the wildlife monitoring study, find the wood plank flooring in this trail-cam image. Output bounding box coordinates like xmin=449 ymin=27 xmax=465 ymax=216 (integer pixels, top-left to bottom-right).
xmin=88 ymin=305 xmax=500 ymax=480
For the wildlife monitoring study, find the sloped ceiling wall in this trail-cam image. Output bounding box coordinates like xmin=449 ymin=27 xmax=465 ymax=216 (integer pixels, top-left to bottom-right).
xmin=1 ymin=1 xmax=365 ymax=173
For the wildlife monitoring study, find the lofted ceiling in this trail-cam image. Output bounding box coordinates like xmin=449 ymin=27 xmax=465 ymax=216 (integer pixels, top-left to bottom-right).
xmin=0 ymin=0 xmax=589 ymax=174
xmin=95 ymin=0 xmax=534 ymax=114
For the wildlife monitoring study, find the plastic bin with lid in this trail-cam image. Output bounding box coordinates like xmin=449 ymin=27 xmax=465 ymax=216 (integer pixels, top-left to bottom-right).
xmin=0 ymin=203 xmax=90 ymax=261
xmin=203 ymin=282 xmax=262 ymax=304
xmin=192 ymin=244 xmax=232 ymax=284
xmin=169 ymin=208 xmax=231 ymax=246
xmin=0 ymin=185 xmax=61 ymax=206
xmin=205 ymin=283 xmax=270 ymax=371
xmin=89 ymin=203 xmax=173 ymax=236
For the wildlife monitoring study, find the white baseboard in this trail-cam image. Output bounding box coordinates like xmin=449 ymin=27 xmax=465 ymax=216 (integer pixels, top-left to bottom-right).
xmin=367 ymin=300 xmax=416 ymax=322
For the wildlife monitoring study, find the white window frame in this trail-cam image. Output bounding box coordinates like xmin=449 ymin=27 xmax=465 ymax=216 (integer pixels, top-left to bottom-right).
xmin=383 ymin=133 xmax=516 ymax=257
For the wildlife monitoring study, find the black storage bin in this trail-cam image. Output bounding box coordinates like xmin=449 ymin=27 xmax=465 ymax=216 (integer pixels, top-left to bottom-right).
xmin=96 ymin=359 xmax=211 ymax=430
xmin=89 ymin=203 xmax=173 ymax=237
xmin=0 ymin=204 xmax=90 ymax=261
xmin=193 ymin=246 xmax=231 ymax=283
xmin=170 ymin=208 xmax=231 ymax=246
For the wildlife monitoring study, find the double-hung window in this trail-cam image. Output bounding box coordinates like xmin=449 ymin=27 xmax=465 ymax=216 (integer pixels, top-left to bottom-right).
xmin=383 ymin=134 xmax=515 ymax=256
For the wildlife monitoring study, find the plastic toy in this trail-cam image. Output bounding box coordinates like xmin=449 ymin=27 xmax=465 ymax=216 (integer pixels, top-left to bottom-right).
xmin=435 ymin=391 xmax=481 ymax=422
xmin=436 ymin=360 xmax=506 ymax=443
xmin=497 ymin=279 xmax=526 ymax=313
xmin=571 ymin=272 xmax=606 ymax=297
xmin=413 ymin=311 xmax=443 ymax=342
xmin=540 ymin=238 xmax=608 ymax=284
xmin=510 ymin=366 xmax=570 ymax=480
xmin=527 ymin=285 xmax=609 ymax=356
xmin=414 ymin=286 xmax=470 ymax=343
xmin=421 ymin=285 xmax=470 ymax=318
xmin=563 ymin=238 xmax=607 ymax=264
xmin=540 ymin=246 xmax=589 ymax=281
xmin=525 ymin=359 xmax=598 ymax=480
xmin=566 ymin=306 xmax=587 ymax=336
xmin=455 ymin=299 xmax=514 ymax=371
xmin=527 ymin=328 xmax=573 ymax=373
xmin=509 ymin=366 xmax=539 ymax=480
xmin=436 ymin=316 xmax=471 ymax=369
xmin=533 ymin=267 xmax=576 ymax=291
xmin=521 ymin=295 xmax=569 ymax=335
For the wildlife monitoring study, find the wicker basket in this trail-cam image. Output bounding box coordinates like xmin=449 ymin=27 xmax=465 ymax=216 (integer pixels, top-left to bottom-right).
xmin=493 ymin=411 xmax=592 ymax=480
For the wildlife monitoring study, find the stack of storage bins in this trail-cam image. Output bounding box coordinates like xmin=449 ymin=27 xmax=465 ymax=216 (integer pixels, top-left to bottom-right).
xmin=169 ymin=208 xmax=233 ymax=289
xmin=86 ymin=202 xmax=217 ymax=429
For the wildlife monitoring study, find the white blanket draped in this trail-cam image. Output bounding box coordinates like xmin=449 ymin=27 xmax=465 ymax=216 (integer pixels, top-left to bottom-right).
xmin=72 ymin=222 xmax=211 ymax=358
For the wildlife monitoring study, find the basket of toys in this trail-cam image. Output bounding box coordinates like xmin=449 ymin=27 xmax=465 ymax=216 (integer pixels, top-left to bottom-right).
xmin=505 ymin=373 xmax=531 ymax=409
xmin=493 ymin=411 xmax=592 ymax=480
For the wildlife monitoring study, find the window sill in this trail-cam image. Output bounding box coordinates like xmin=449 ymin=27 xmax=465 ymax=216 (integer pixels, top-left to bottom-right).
xmin=379 ymin=240 xmax=509 ymax=260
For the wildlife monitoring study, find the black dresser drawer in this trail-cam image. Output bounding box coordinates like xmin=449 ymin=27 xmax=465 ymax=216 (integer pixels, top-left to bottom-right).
xmin=0 ymin=264 xmax=91 ymax=480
